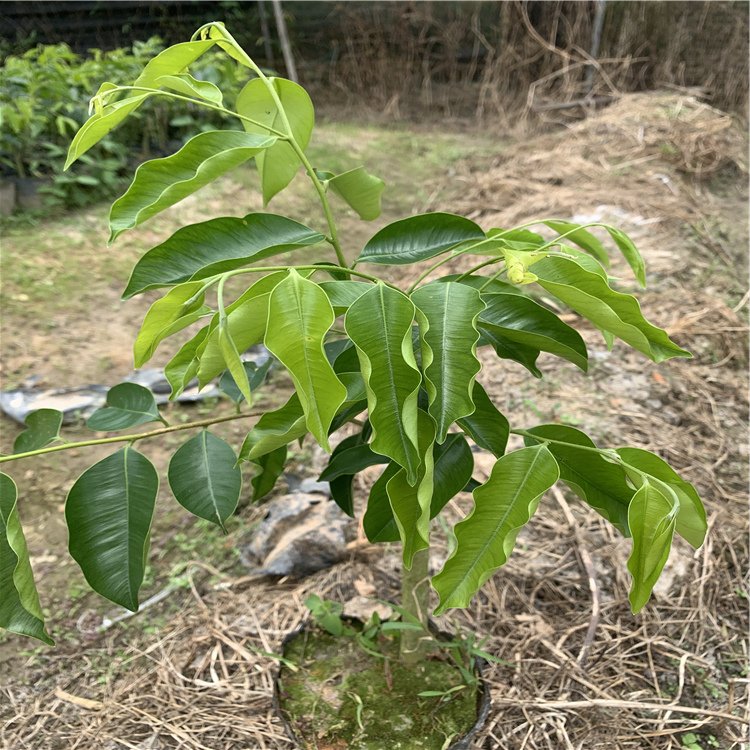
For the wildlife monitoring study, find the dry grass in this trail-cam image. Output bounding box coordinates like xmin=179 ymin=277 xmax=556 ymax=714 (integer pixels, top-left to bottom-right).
xmin=1 ymin=93 xmax=748 ymax=750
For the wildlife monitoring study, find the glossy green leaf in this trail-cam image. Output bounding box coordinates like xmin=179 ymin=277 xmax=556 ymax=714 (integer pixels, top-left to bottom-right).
xmin=533 ymin=256 xmax=691 ymax=361
xmin=168 ymin=431 xmax=241 ymax=531
xmin=65 ymin=39 xmax=216 ymax=168
xmin=386 ymin=411 xmax=435 ymax=567
xmin=238 ymin=393 xmax=306 ymax=463
xmin=479 ymin=293 xmax=588 ymax=371
xmin=413 ymin=282 xmax=485 ymax=442
xmin=65 ymin=446 xmax=158 ymax=611
xmin=319 ymin=280 xmax=371 ymax=314
xmin=250 ymin=446 xmax=287 ymax=502
xmin=109 ymin=131 xmax=277 ymax=241
xmin=265 ymin=271 xmax=347 ymax=451
xmin=123 ymin=214 xmax=324 ymax=298
xmin=543 ymin=220 xmax=610 ymax=267
xmin=433 ymin=445 xmax=559 ymax=613
xmin=218 ymin=324 xmax=252 ymax=404
xmin=362 ymin=462 xmax=402 ymax=541
xmin=616 ymin=447 xmax=706 ymax=548
xmin=626 ymin=481 xmax=679 ymax=613
xmin=523 ymin=425 xmax=633 ymax=535
xmin=478 ymin=326 xmax=542 ymax=377
xmin=319 ymin=442 xmax=386 ymax=482
xmin=156 ymin=73 xmax=223 ymax=104
xmin=457 ymin=382 xmax=510 ymax=457
xmin=219 ymin=358 xmax=273 ymax=404
xmin=327 ymin=167 xmax=385 ymax=220
xmin=357 ymin=213 xmax=485 ymax=265
xmin=87 ymin=383 xmax=164 ymax=431
xmin=13 ymin=409 xmax=63 ymax=454
xmin=345 ymin=284 xmax=422 ymax=483
xmin=604 ymin=225 xmax=647 ymax=287
xmin=0 ymin=473 xmax=53 ymax=644
xmin=133 ymin=282 xmax=211 ymax=367
xmin=236 ymin=77 xmax=314 ymax=203
xmin=164 ymin=326 xmax=209 ymax=398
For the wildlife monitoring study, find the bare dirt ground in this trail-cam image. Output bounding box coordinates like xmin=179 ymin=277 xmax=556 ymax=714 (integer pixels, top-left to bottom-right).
xmin=1 ymin=93 xmax=748 ymax=750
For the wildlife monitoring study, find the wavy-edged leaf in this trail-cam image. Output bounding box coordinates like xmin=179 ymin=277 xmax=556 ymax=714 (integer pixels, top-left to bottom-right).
xmin=265 ymin=271 xmax=347 ymax=451
xmin=479 ymin=293 xmax=588 ymax=371
xmin=533 ymin=255 xmax=690 ymax=361
xmin=134 ymin=282 xmax=211 ymax=367
xmin=250 ymin=445 xmax=287 ymax=502
xmin=87 ymin=383 xmax=165 ymax=431
xmin=357 ymin=213 xmax=485 ymax=265
xmin=165 ymin=326 xmax=209 ymax=398
xmin=386 ymin=411 xmax=435 ymax=567
xmin=413 ymin=282 xmax=485 ymax=442
xmin=65 ymin=39 xmax=216 ymax=168
xmin=123 ymin=214 xmax=324 ymax=298
xmin=219 ymin=358 xmax=273 ymax=404
xmin=168 ymin=431 xmax=241 ymax=531
xmin=627 ymin=481 xmax=679 ymax=613
xmin=478 ymin=326 xmax=542 ymax=377
xmin=433 ymin=444 xmax=559 ymax=614
xmin=345 ymin=284 xmax=421 ymax=483
xmin=319 ymin=280 xmax=371 ymax=314
xmin=236 ymin=77 xmax=314 ymax=203
xmin=456 ymin=382 xmax=509 ymax=457
xmin=109 ymin=131 xmax=277 ymax=241
xmin=523 ymin=425 xmax=633 ymax=535
xmin=0 ymin=473 xmax=53 ymax=644
xmin=328 ymin=167 xmax=385 ymax=221
xmin=65 ymin=446 xmax=158 ymax=611
xmin=238 ymin=393 xmax=306 ymax=463
xmin=543 ymin=220 xmax=610 ymax=267
xmin=616 ymin=447 xmax=706 ymax=548
xmin=13 ymin=409 xmax=63 ymax=454
xmin=156 ymin=73 xmax=223 ymax=104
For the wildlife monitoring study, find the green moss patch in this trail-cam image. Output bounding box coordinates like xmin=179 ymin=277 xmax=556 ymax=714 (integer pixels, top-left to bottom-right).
xmin=277 ymin=628 xmax=482 ymax=750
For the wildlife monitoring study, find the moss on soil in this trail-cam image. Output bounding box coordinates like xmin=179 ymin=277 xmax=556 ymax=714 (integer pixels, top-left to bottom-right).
xmin=278 ymin=628 xmax=481 ymax=750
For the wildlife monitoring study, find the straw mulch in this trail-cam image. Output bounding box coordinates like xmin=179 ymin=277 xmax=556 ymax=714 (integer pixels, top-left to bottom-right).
xmin=2 ymin=92 xmax=748 ymax=750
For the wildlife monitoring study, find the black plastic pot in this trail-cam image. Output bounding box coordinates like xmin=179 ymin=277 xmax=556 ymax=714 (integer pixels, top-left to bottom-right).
xmin=273 ymin=617 xmax=491 ymax=750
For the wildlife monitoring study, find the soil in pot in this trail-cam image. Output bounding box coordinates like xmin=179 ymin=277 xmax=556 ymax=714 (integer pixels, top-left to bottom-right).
xmin=276 ymin=625 xmax=486 ymax=750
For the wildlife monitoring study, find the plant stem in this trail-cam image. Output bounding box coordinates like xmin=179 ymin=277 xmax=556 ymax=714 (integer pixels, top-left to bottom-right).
xmin=400 ymin=547 xmax=431 ymax=665
xmin=215 ymin=264 xmax=386 ymax=285
xmin=511 ymin=429 xmax=621 ymax=460
xmin=0 ymin=411 xmax=260 ymax=465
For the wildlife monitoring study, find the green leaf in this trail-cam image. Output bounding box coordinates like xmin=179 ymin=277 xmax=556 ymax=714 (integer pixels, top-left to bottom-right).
xmin=65 ymin=39 xmax=216 ymax=168
xmin=345 ymin=284 xmax=422 ymax=483
xmin=109 ymin=131 xmax=277 ymax=242
xmin=616 ymin=447 xmax=706 ymax=548
xmin=362 ymin=462 xmax=402 ymax=541
xmin=327 ymin=167 xmax=385 ymax=221
xmin=357 ymin=213 xmax=485 ymax=265
xmin=236 ymin=77 xmax=314 ymax=203
xmin=533 ymin=255 xmax=691 ymax=362
xmin=219 ymin=358 xmax=273 ymax=404
xmin=319 ymin=442 xmax=387 ymax=482
xmin=0 ymin=473 xmax=53 ymax=644
xmin=164 ymin=326 xmax=209 ymax=398
xmin=433 ymin=444 xmax=559 ymax=613
xmin=197 ymin=271 xmax=286 ymax=386
xmin=13 ymin=409 xmax=63 ymax=454
xmin=65 ymin=446 xmax=158 ymax=611
xmin=387 ymin=411 xmax=436 ymax=567
xmin=478 ymin=326 xmax=542 ymax=377
xmin=479 ymin=293 xmax=588 ymax=371
xmin=218 ymin=324 xmax=252 ymax=404
xmin=319 ymin=280 xmax=371 ymax=314
xmin=87 ymin=383 xmax=164 ymax=431
xmin=412 ymin=282 xmax=485 ymax=442
xmin=133 ymin=282 xmax=211 ymax=367
xmin=523 ymin=425 xmax=633 ymax=535
xmin=439 ymin=273 xmax=522 ymax=296
xmin=168 ymin=431 xmax=241 ymax=531
xmin=265 ymin=272 xmax=347 ymax=451
xmin=156 ymin=73 xmax=223 ymax=104
xmin=543 ymin=220 xmax=610 ymax=267
xmin=604 ymin=226 xmax=646 ymax=286
xmin=457 ymin=382 xmax=510 ymax=457
xmin=122 ymin=214 xmax=324 ymax=298
xmin=238 ymin=393 xmax=306 ymax=463
xmin=250 ymin=445 xmax=287 ymax=502
xmin=626 ymin=481 xmax=679 ymax=613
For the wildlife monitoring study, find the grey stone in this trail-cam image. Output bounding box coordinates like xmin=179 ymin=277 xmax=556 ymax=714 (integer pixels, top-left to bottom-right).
xmin=240 ymin=492 xmax=354 ymax=577
xmin=296 ymin=477 xmax=331 ymax=496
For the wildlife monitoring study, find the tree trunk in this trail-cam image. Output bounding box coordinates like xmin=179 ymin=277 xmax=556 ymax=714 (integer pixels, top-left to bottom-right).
xmin=271 ymin=0 xmax=298 ymax=83
xmin=399 ymin=547 xmax=431 ymax=665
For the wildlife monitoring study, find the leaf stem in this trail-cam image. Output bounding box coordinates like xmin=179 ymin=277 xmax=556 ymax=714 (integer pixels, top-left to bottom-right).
xmin=214 ymin=264 xmax=387 ymax=286
xmin=0 ymin=412 xmax=262 ymax=465
xmin=511 ymin=429 xmax=621 ymax=460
